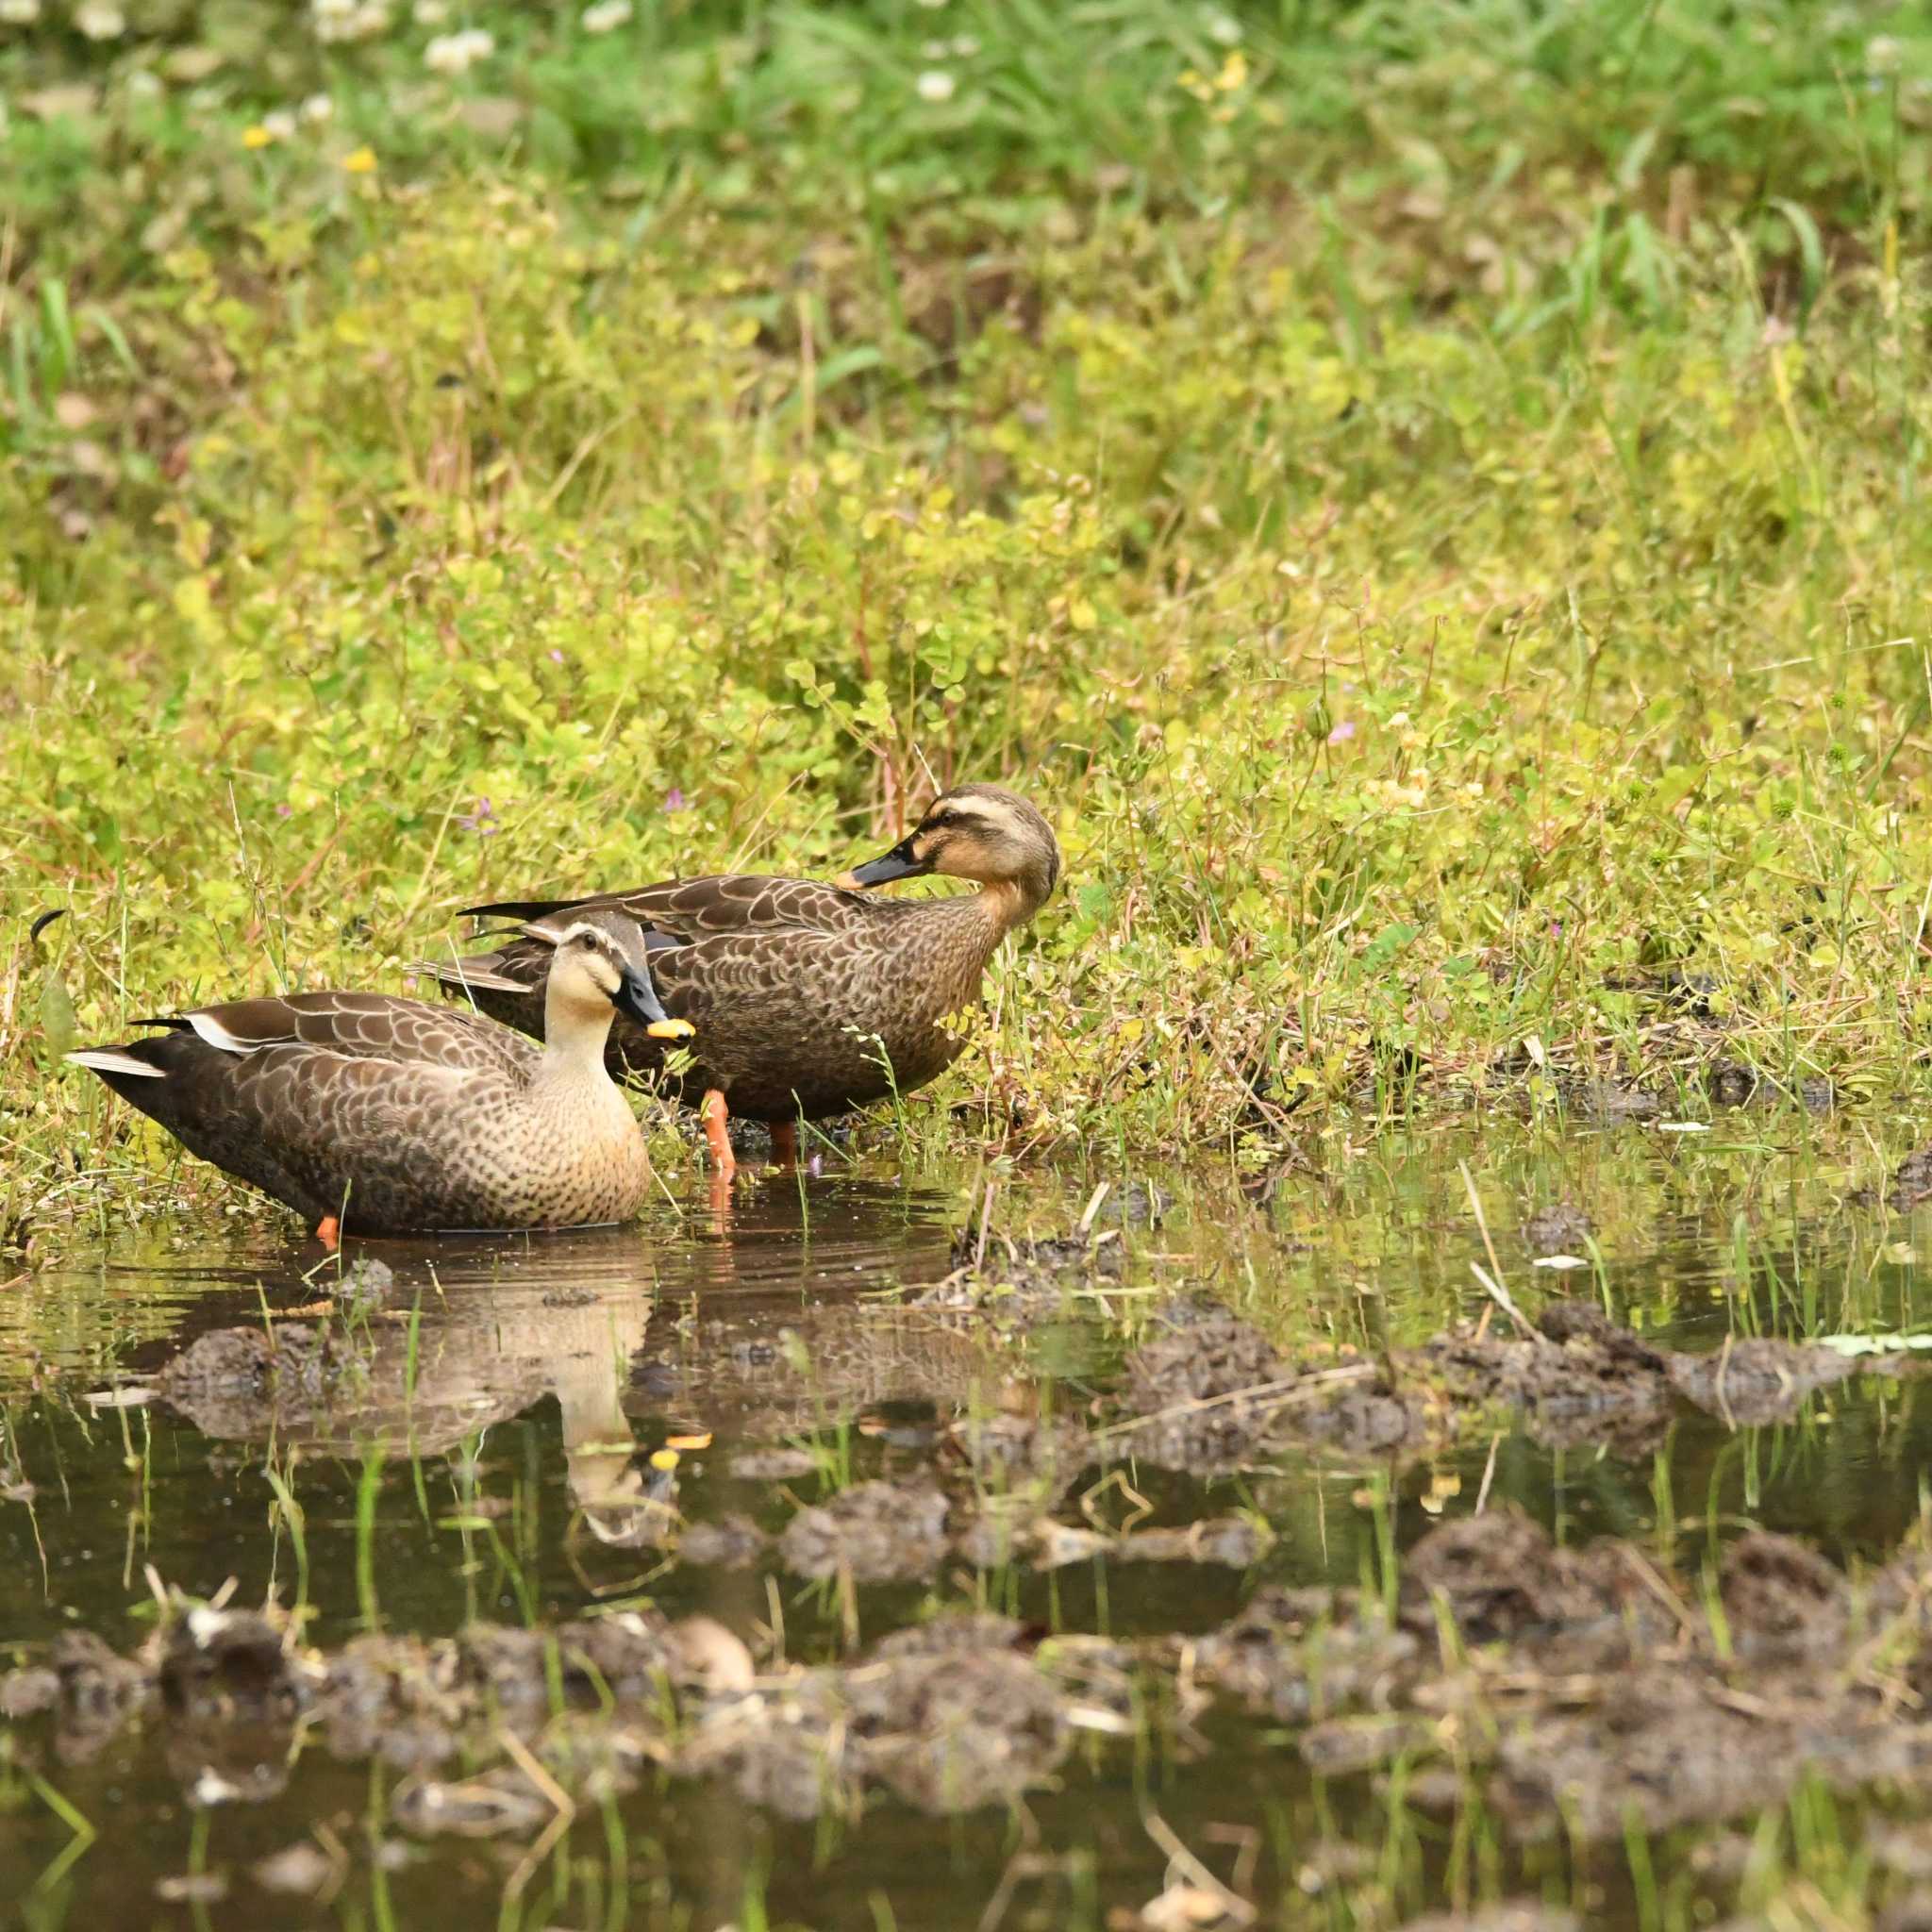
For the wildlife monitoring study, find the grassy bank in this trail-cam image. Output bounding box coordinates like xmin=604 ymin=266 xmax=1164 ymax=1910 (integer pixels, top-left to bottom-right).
xmin=6 ymin=1 xmax=1932 ymax=1218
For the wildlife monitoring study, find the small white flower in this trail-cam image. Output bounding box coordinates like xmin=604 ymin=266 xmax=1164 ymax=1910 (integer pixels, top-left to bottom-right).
xmin=0 ymin=0 xmax=42 ymax=25
xmin=950 ymin=34 xmax=979 ymax=56
xmin=412 ymin=0 xmax=447 ymax=22
xmin=914 ymin=0 xmax=948 ymax=8
xmin=915 ymin=68 xmax=956 ymax=103
xmin=311 ymin=0 xmax=388 ymax=42
xmin=581 ymin=0 xmax=632 ymax=31
xmin=75 ymin=1 xmax=126 ymax=38
xmin=262 ymin=108 xmax=297 ymax=142
xmin=1206 ymin=10 xmax=1243 ymax=45
xmin=300 ymin=92 xmax=334 ymax=123
xmin=126 ymin=69 xmax=162 ymax=99
xmin=1867 ymin=34 xmax=1903 ymax=73
xmin=425 ymin=26 xmax=493 ymax=75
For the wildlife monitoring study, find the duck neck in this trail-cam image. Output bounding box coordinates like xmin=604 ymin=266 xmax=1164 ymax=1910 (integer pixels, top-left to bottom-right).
xmin=539 ymin=988 xmax=617 ymax=1089
xmin=974 ymin=870 xmax=1051 ymax=940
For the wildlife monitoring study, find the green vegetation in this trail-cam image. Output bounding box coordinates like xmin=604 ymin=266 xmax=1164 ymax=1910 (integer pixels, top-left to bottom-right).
xmin=7 ymin=0 xmax=1932 ymax=1207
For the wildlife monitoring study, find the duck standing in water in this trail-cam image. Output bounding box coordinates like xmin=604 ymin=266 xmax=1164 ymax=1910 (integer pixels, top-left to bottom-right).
xmin=429 ymin=785 xmax=1060 ymax=1179
xmin=69 ymin=913 xmax=691 ymax=1242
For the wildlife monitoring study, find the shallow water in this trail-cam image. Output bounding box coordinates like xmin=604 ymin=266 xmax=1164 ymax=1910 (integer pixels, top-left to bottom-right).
xmin=7 ymin=1112 xmax=1932 ymax=1930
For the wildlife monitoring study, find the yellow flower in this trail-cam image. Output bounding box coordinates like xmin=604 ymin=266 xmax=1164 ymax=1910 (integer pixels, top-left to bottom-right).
xmin=242 ymin=125 xmax=273 ymax=149
xmin=341 ymin=145 xmax=377 ymax=175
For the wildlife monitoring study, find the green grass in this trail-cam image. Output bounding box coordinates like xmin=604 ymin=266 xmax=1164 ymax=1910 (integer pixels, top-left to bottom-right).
xmin=7 ymin=0 xmax=1932 ymax=1220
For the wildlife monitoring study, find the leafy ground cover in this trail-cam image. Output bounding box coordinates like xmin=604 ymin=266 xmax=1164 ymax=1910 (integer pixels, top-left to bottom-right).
xmin=6 ymin=1 xmax=1932 ymax=1208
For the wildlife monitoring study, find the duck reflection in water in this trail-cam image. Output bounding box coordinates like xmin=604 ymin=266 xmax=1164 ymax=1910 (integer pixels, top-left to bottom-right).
xmin=146 ymin=1174 xmax=970 ymax=1551
xmin=153 ymin=1239 xmax=676 ymax=1549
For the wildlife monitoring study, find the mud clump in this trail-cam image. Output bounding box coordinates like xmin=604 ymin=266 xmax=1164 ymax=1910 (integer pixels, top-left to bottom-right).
xmin=1415 ymin=1301 xmax=1676 ymax=1456
xmin=777 ymin=1479 xmax=950 ymax=1582
xmin=1399 ymin=1508 xmax=1679 ymax=1672
xmin=1666 ymin=1338 xmax=1857 ymax=1424
xmin=1489 ymin=1670 xmax=1817 ymax=1840
xmin=155 ymin=1324 xmax=372 ymax=1438
xmin=459 ymin=1610 xmax=688 ymax=1716
xmin=7 ymin=1600 xmax=1084 ymax=1827
xmin=1117 ymin=1299 xmax=1424 ymax=1470
xmin=943 ymin=1408 xmax=1091 ymax=1504
xmin=846 ymin=1642 xmax=1067 ymax=1811
xmin=1118 ymin=1311 xmax=1281 ymax=1468
xmin=1520 ymin=1202 xmax=1592 ymax=1256
xmin=0 ymin=1666 xmax=58 ymax=1718
xmin=1720 ymin=1531 xmax=1849 ymax=1661
xmin=49 ymin=1628 xmax=153 ymax=1761
xmin=1190 ymin=1509 xmax=1932 ymax=1847
xmin=1193 ymin=1587 xmax=1416 ymax=1722
xmin=317 ymin=1634 xmax=466 ymax=1769
xmin=1890 ymin=1143 xmax=1932 ymax=1213
xmin=681 ymin=1611 xmax=1077 ymax=1821
xmin=1569 ymin=1079 xmax=1666 ymax=1124
xmin=917 ymin=1224 xmax=1127 ymax=1314
xmin=678 ymin=1514 xmax=770 ymax=1568
xmin=159 ymin=1606 xmax=311 ymax=1724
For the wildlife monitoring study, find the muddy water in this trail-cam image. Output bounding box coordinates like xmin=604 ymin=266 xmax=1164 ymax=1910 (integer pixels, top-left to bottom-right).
xmin=7 ymin=1116 xmax=1932 ymax=1929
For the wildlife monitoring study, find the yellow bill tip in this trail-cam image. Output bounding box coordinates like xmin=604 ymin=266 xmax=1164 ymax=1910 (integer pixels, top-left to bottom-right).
xmin=645 ymin=1018 xmax=694 ymax=1041
xmin=831 ymin=870 xmax=863 ymax=891
xmin=648 ymin=1448 xmax=680 ymax=1474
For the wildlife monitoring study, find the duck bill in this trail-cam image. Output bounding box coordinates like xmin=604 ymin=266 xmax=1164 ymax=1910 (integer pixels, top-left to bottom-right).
xmin=613 ymin=965 xmax=693 ymax=1041
xmin=836 ymin=835 xmax=932 ymax=891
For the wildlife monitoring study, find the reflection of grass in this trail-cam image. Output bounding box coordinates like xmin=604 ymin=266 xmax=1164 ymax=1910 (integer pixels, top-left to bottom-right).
xmin=17 ymin=1761 xmax=97 ymax=1899
xmin=355 ymin=1442 xmax=383 ymax=1630
xmin=262 ymin=1449 xmax=310 ymax=1615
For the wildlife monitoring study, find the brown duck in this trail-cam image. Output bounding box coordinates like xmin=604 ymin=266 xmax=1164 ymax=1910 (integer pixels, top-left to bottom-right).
xmin=68 ymin=912 xmax=692 ymax=1242
xmin=425 ymin=785 xmax=1060 ymax=1178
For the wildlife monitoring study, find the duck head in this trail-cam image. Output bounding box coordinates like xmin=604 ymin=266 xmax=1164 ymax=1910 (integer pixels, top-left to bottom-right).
xmin=837 ymin=784 xmax=1060 ymax=923
xmin=541 ymin=912 xmax=693 ymax=1040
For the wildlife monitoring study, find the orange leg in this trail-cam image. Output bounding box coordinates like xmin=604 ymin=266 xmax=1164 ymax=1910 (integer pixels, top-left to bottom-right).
xmin=701 ymin=1089 xmax=737 ymax=1181
xmin=770 ymin=1120 xmax=798 ymax=1167
xmin=314 ymin=1215 xmax=341 ymax=1251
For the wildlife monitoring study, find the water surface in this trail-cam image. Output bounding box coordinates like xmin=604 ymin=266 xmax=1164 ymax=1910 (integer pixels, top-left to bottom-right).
xmin=6 ymin=1113 xmax=1932 ymax=1929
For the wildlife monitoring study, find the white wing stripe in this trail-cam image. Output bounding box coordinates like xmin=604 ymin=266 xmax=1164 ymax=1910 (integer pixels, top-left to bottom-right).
xmin=67 ymin=1049 xmax=166 ymax=1079
xmin=187 ymin=1011 xmax=257 ymax=1055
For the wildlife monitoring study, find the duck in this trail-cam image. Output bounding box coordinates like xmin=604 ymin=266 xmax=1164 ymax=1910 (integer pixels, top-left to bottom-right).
xmin=68 ymin=911 xmax=693 ymax=1243
xmin=425 ymin=784 xmax=1060 ymax=1180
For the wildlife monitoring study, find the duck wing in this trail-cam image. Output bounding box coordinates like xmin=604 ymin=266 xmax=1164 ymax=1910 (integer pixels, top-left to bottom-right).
xmin=464 ymin=874 xmax=892 ymax=943
xmin=433 ymin=876 xmax=908 ymax=1041
xmin=141 ymin=991 xmax=536 ymax=1079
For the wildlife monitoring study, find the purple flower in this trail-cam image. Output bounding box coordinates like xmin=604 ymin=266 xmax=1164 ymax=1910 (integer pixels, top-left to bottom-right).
xmin=275 ymin=803 xmax=292 ymax=818
xmin=458 ymin=796 xmax=501 ymax=836
xmin=664 ymin=787 xmax=688 ymax=812
xmin=1326 ymin=719 xmax=1357 ymax=745
xmin=548 ymin=648 xmax=564 ymax=663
